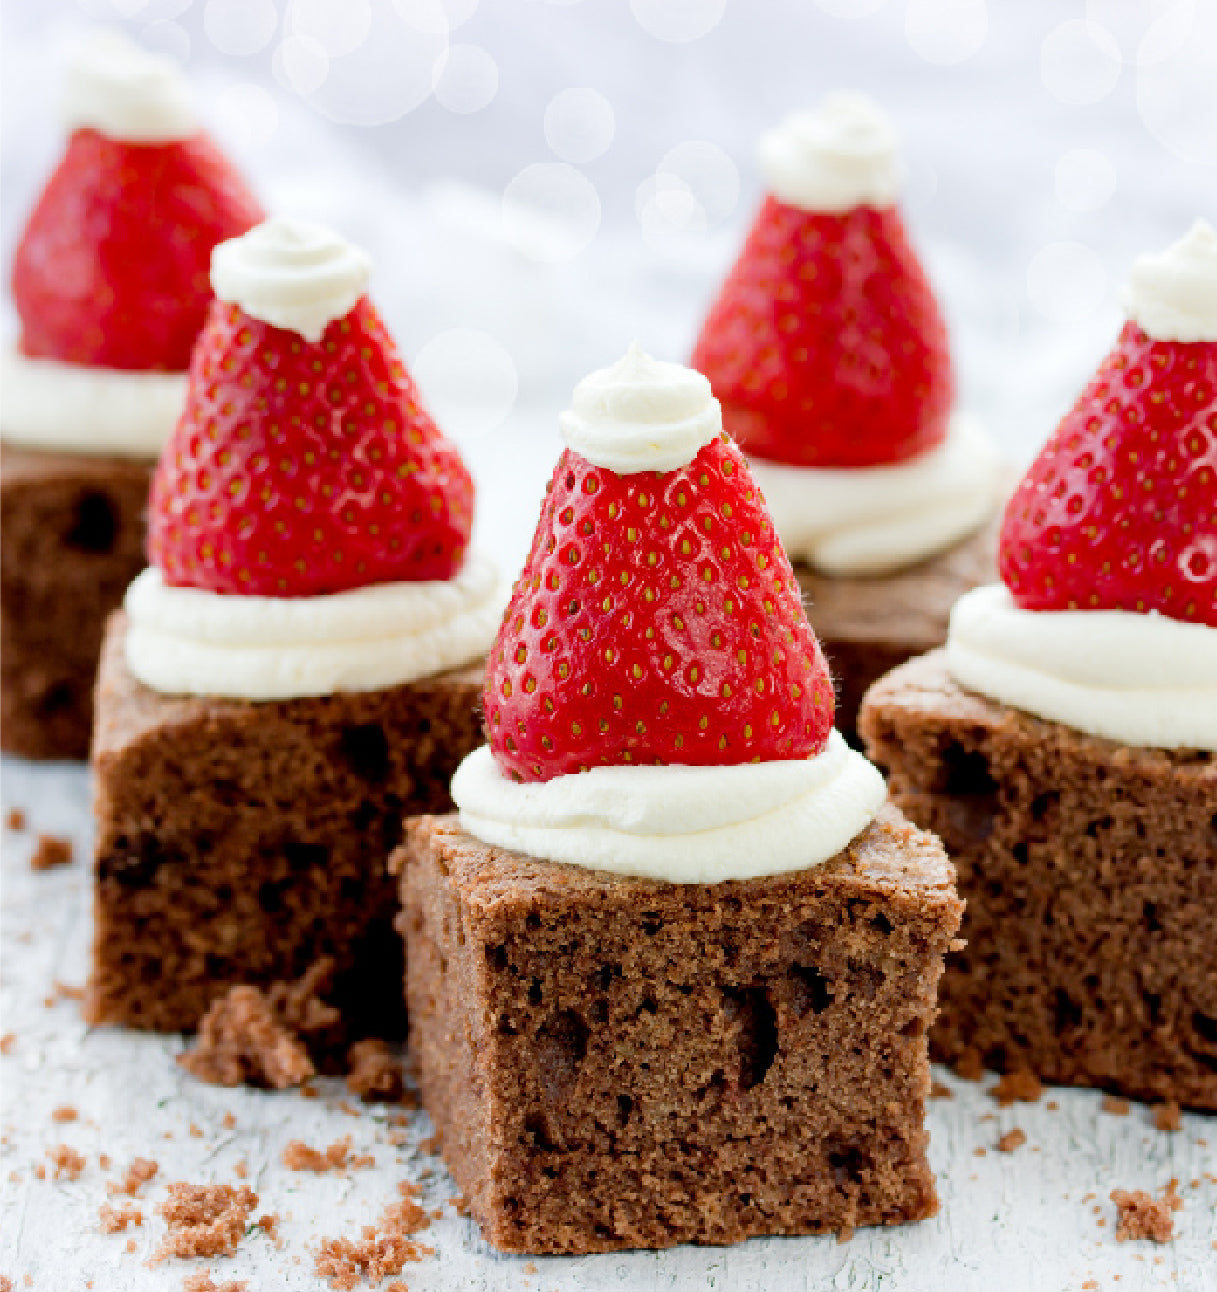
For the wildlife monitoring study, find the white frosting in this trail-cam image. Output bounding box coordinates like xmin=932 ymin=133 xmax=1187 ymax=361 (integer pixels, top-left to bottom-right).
xmin=758 ymin=92 xmax=901 ymax=214
xmin=946 ymin=584 xmax=1217 ymax=751
xmin=61 ymin=30 xmax=197 ymax=143
xmin=451 ymin=730 xmax=887 ymax=884
xmin=558 ymin=342 xmax=722 ymax=474
xmin=1123 ymin=219 xmax=1217 ymax=343
xmin=210 ymin=219 xmax=372 ymax=344
xmin=123 ymin=553 xmax=502 ymax=701
xmin=0 ymin=348 xmax=185 ymax=457
xmin=749 ymin=413 xmax=1003 ymax=576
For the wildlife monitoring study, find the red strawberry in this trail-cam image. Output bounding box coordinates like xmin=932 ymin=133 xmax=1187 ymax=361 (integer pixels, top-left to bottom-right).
xmin=148 ymin=296 xmax=474 ymax=596
xmin=11 ymin=128 xmax=263 ymax=372
xmin=484 ymin=434 xmax=835 ymax=783
xmin=691 ymin=197 xmax=953 ymax=468
xmin=1000 ymin=321 xmax=1217 ymax=626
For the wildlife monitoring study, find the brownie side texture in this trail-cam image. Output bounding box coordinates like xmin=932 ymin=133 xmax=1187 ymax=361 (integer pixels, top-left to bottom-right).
xmin=796 ymin=517 xmax=997 ymax=742
xmin=397 ymin=808 xmax=963 ymax=1254
xmin=859 ymin=650 xmax=1217 ymax=1109
xmin=0 ymin=444 xmax=152 ymax=760
xmin=88 ymin=614 xmax=484 ymax=1036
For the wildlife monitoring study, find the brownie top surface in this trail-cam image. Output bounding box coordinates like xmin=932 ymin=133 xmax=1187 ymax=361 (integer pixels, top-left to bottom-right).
xmin=0 ymin=441 xmax=157 ymax=481
xmin=863 ymin=648 xmax=1216 ymax=776
xmin=408 ymin=802 xmax=959 ymax=915
xmin=93 ymin=611 xmax=484 ymax=754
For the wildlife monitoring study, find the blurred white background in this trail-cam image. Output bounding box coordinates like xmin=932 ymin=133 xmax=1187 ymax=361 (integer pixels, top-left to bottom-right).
xmin=3 ymin=0 xmax=1215 ymax=572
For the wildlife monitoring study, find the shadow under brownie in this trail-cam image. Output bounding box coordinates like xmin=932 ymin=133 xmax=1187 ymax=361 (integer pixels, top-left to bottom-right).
xmin=396 ymin=807 xmax=963 ymax=1254
xmin=88 ymin=613 xmax=484 ymax=1037
xmin=795 ymin=518 xmax=997 ymax=742
xmin=859 ymin=649 xmax=1217 ymax=1109
xmin=1 ymin=443 xmax=152 ymax=760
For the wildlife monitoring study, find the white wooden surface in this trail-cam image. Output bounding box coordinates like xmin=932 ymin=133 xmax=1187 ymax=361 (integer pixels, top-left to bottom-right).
xmin=2 ymin=755 xmax=1215 ymax=1291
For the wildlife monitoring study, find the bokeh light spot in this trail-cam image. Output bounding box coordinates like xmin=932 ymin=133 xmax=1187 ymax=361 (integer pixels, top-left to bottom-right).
xmin=1040 ymin=19 xmax=1122 ymax=105
xmin=503 ymin=163 xmax=601 ymax=262
xmin=905 ymin=0 xmax=988 ymax=64
xmin=544 ymin=89 xmax=616 ymax=164
xmin=203 ymin=0 xmax=279 ymax=56
xmin=1026 ymin=241 xmax=1109 ymax=323
xmin=630 ymin=0 xmax=727 ymax=44
xmin=413 ymin=328 xmax=519 ymax=441
xmin=434 ymin=43 xmax=499 ymax=114
xmin=1054 ymin=148 xmax=1117 ymax=212
xmin=215 ymin=82 xmax=281 ymax=148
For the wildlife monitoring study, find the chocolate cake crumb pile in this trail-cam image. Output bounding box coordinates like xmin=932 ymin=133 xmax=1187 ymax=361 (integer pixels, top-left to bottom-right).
xmin=181 ymin=1274 xmax=248 ymax=1292
xmin=29 ymin=834 xmax=72 ymax=871
xmin=282 ymin=1136 xmax=374 ymax=1173
xmin=1151 ymin=1101 xmax=1183 ymax=1132
xmin=952 ymin=1049 xmax=984 ymax=1082
xmin=313 ymin=1181 xmax=433 ymax=1289
xmin=47 ymin=1145 xmax=85 ymax=1180
xmin=987 ymin=1071 xmax=1042 ymax=1107
xmin=345 ymin=1038 xmax=405 ymax=1103
xmin=98 ymin=1202 xmax=142 ymax=1233
xmin=154 ymin=1183 xmax=259 ymax=1262
xmin=1102 ymin=1094 xmax=1131 ymax=1116
xmin=1111 ymin=1180 xmax=1183 ymax=1243
xmin=995 ymin=1128 xmax=1026 ymax=1153
xmin=108 ymin=1157 xmax=159 ymax=1196
xmin=179 ymin=962 xmax=341 ymax=1090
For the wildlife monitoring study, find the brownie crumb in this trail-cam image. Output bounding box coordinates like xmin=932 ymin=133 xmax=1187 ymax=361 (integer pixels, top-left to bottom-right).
xmin=51 ymin=1105 xmax=78 ymax=1123
xmin=256 ymin=1213 xmax=280 ymax=1245
xmin=419 ymin=1132 xmax=442 ymax=1157
xmin=1102 ymin=1094 xmax=1131 ymax=1116
xmin=346 ymin=1039 xmax=405 ymax=1104
xmin=1151 ymin=1101 xmax=1183 ymax=1133
xmin=47 ymin=1145 xmax=86 ymax=1180
xmin=1111 ymin=1180 xmax=1183 ymax=1243
xmin=30 ymin=834 xmax=72 ymax=870
xmin=952 ymin=1048 xmax=985 ymax=1082
xmin=108 ymin=1157 xmax=159 ymax=1197
xmin=221 ymin=1112 xmax=237 ymax=1130
xmin=282 ymin=1136 xmax=373 ymax=1173
xmin=995 ymin=1128 xmax=1027 ymax=1153
xmin=523 ymin=1263 xmax=538 ymax=1275
xmin=99 ymin=1202 xmax=142 ymax=1233
xmin=233 ymin=1160 xmax=248 ymax=1180
xmin=928 ymin=1079 xmax=953 ymax=1099
xmin=0 ymin=1034 xmax=14 ymax=1055
xmin=314 ymin=1182 xmax=433 ymax=1289
xmin=52 ymin=980 xmax=85 ymax=1002
xmin=987 ymin=1070 xmax=1042 ymax=1107
xmin=6 ymin=808 xmax=26 ymax=830
xmin=155 ymin=1183 xmax=259 ymax=1261
xmin=181 ymin=1275 xmax=248 ymax=1292
xmin=179 ymin=962 xmax=341 ymax=1091
xmin=449 ymin=1193 xmax=470 ymax=1217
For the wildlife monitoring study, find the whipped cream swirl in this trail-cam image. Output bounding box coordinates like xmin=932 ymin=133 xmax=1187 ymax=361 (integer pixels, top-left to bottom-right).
xmin=946 ymin=584 xmax=1217 ymax=751
xmin=211 ymin=219 xmax=372 ymax=344
xmin=0 ymin=348 xmax=186 ymax=457
xmin=124 ymin=553 xmax=502 ymax=701
xmin=1124 ymin=219 xmax=1217 ymax=343
xmin=559 ymin=342 xmax=722 ymax=474
xmin=61 ymin=29 xmax=197 ymax=143
xmin=749 ymin=413 xmax=1003 ymax=576
xmin=452 ymin=730 xmax=887 ymax=884
xmin=758 ymin=92 xmax=901 ymax=214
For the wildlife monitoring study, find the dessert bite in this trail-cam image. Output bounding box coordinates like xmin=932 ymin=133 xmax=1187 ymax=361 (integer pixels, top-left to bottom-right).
xmin=691 ymin=92 xmax=1005 ymax=737
xmin=397 ymin=345 xmax=963 ymax=1253
xmin=860 ymin=221 xmax=1217 ymax=1107
xmin=88 ymin=217 xmax=500 ymax=1039
xmin=0 ymin=31 xmax=263 ymax=759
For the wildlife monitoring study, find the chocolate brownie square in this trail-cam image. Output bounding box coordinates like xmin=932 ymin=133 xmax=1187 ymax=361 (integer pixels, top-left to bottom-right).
xmin=796 ymin=520 xmax=997 ymax=743
xmin=0 ymin=444 xmax=152 ymax=759
xmin=396 ymin=807 xmax=962 ymax=1253
xmin=859 ymin=650 xmax=1217 ymax=1109
xmin=88 ymin=614 xmax=484 ymax=1036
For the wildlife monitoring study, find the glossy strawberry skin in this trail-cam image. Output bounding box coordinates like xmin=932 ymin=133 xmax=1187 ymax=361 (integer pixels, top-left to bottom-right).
xmin=148 ymin=297 xmax=474 ymax=596
xmin=12 ymin=128 xmax=263 ymax=372
xmin=1000 ymin=322 xmax=1217 ymax=627
xmin=691 ymin=198 xmax=954 ymax=468
xmin=484 ymin=436 xmax=835 ymax=783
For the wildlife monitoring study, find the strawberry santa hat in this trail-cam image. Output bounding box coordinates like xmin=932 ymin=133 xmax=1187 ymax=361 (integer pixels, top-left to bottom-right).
xmin=1000 ymin=219 xmax=1217 ymax=627
xmin=145 ymin=217 xmax=475 ymax=599
xmin=690 ymin=92 xmax=953 ymax=469
xmin=10 ymin=30 xmax=263 ymax=374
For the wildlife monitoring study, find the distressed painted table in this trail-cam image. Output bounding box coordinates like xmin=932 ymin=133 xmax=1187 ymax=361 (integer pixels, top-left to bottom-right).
xmin=1 ymin=753 xmax=1214 ymax=1292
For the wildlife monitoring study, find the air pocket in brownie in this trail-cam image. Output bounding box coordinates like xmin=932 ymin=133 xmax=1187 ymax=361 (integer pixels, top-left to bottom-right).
xmin=398 ymin=345 xmax=962 ymax=1253
xmin=690 ymin=92 xmax=1007 ymax=737
xmin=860 ymin=221 xmax=1217 ymax=1107
xmin=88 ymin=217 xmax=501 ymax=1035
